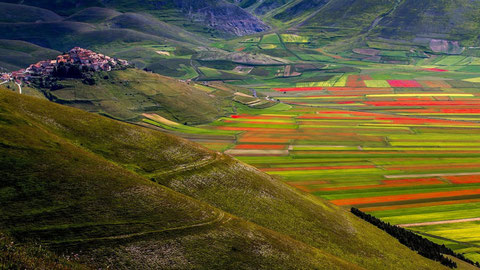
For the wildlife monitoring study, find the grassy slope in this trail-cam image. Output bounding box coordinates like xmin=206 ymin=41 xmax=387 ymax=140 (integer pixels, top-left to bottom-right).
xmin=0 ymin=39 xmax=61 ymax=72
xmin=301 ymin=0 xmax=395 ymax=31
xmin=0 ymin=89 xmax=362 ymax=269
xmin=0 ymin=233 xmax=89 ymax=270
xmin=45 ymin=68 xmax=233 ymax=123
xmin=65 ymin=7 xmax=121 ymax=23
xmin=374 ymin=0 xmax=480 ymax=45
xmin=1 ymin=88 xmax=450 ymax=269
xmin=0 ymin=2 xmax=62 ymax=23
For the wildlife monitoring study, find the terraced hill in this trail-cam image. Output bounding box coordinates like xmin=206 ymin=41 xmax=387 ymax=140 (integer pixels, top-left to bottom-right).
xmin=0 ymin=86 xmax=451 ymax=269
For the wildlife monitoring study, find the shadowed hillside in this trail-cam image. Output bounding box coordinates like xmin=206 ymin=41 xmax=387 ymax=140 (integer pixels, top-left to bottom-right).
xmin=0 ymin=39 xmax=60 ymax=72
xmin=1 ymin=0 xmax=269 ymax=37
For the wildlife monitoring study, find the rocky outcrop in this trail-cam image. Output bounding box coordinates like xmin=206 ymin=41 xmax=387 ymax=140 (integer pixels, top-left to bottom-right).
xmin=429 ymin=39 xmax=465 ymax=55
xmin=177 ymin=0 xmax=269 ymax=36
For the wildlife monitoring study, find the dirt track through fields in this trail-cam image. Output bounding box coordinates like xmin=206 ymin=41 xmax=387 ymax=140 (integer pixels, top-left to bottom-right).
xmin=398 ymin=217 xmax=480 ymax=228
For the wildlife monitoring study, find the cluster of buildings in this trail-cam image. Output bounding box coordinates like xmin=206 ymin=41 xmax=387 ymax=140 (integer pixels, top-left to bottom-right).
xmin=1 ymin=47 xmax=129 ymax=84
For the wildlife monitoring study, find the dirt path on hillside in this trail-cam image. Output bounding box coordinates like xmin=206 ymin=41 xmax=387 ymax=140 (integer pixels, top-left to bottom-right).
xmin=398 ymin=217 xmax=480 ymax=228
xmin=15 ymin=82 xmax=22 ymax=94
xmin=50 ymin=210 xmax=230 ymax=247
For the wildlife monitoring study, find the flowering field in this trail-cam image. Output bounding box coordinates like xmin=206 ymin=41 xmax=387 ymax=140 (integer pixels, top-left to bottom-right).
xmin=183 ymin=64 xmax=480 ymax=262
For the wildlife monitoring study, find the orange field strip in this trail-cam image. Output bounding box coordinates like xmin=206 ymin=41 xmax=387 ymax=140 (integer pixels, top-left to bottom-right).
xmin=331 ymin=188 xmax=480 ymax=206
xmin=447 ymin=175 xmax=480 ymax=184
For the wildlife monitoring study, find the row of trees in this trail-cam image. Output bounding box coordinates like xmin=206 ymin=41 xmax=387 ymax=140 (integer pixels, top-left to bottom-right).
xmin=351 ymin=208 xmax=480 ymax=269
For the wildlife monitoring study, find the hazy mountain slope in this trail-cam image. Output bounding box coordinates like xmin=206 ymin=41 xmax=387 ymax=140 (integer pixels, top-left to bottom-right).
xmin=300 ymin=0 xmax=395 ymax=30
xmin=253 ymin=0 xmax=294 ymax=15
xmin=164 ymin=0 xmax=270 ymax=36
xmin=272 ymin=0 xmax=330 ymax=22
xmin=0 ymin=0 xmax=102 ymax=15
xmin=8 ymin=89 xmax=451 ymax=270
xmin=265 ymin=0 xmax=480 ymax=46
xmin=373 ymin=0 xmax=480 ymax=45
xmin=0 ymin=89 xmax=361 ymax=270
xmin=104 ymin=12 xmax=210 ymax=45
xmin=0 ymin=2 xmax=62 ymax=23
xmin=0 ymin=20 xmax=96 ymax=49
xmin=0 ymin=4 xmax=208 ymax=51
xmin=0 ymin=0 xmax=269 ymax=37
xmin=66 ymin=7 xmax=122 ymax=23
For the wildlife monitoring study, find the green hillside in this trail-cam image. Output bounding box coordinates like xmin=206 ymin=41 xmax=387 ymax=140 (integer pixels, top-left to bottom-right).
xmin=66 ymin=7 xmax=122 ymax=23
xmin=0 ymin=88 xmax=451 ymax=269
xmin=0 ymin=233 xmax=89 ymax=269
xmin=41 ymin=68 xmax=235 ymax=124
xmin=373 ymin=0 xmax=480 ymax=45
xmin=0 ymin=39 xmax=60 ymax=72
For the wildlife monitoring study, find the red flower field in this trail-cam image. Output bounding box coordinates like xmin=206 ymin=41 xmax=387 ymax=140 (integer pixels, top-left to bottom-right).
xmin=387 ymin=80 xmax=422 ymax=88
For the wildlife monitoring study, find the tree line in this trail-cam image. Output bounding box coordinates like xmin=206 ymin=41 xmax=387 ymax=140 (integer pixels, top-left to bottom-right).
xmin=351 ymin=207 xmax=480 ymax=269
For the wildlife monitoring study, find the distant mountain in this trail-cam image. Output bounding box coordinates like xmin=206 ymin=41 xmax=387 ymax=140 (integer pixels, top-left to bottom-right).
xmin=1 ymin=0 xmax=269 ymax=37
xmin=271 ymin=0 xmax=480 ymax=47
xmin=372 ymin=0 xmax=480 ymax=45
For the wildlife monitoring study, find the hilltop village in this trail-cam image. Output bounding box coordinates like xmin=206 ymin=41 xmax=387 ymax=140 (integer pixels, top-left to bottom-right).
xmin=1 ymin=47 xmax=129 ymax=84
